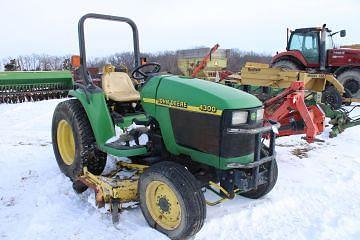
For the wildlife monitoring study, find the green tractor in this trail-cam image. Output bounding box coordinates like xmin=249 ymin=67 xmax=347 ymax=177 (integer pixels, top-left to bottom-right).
xmin=52 ymin=13 xmax=279 ymax=239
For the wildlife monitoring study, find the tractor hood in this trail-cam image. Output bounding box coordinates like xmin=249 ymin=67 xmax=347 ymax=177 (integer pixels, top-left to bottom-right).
xmin=140 ymin=75 xmax=265 ymax=168
xmin=144 ymin=75 xmax=262 ymax=112
xmin=328 ymin=48 xmax=360 ymax=66
xmin=335 ymin=47 xmax=360 ymax=55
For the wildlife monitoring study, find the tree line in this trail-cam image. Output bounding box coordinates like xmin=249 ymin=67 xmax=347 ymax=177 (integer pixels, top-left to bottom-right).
xmin=1 ymin=49 xmax=272 ymax=73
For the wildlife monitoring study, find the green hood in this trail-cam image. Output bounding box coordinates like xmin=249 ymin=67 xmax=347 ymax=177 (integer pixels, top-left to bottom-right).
xmin=154 ymin=75 xmax=262 ymax=111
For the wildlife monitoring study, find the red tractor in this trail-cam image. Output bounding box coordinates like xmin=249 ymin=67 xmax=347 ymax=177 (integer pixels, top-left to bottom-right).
xmin=271 ymin=24 xmax=360 ymax=97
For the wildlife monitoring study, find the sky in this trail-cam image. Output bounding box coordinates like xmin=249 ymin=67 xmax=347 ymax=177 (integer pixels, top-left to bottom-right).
xmin=0 ymin=0 xmax=359 ymax=59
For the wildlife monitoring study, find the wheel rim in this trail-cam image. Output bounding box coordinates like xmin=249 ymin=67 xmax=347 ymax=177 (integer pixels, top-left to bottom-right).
xmin=145 ymin=180 xmax=181 ymax=230
xmin=57 ymin=120 xmax=75 ymax=165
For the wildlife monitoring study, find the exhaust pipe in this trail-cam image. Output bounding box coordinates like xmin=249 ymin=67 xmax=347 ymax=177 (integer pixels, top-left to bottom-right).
xmin=286 ymin=28 xmax=289 ymax=48
xmin=319 ymin=24 xmax=327 ymax=71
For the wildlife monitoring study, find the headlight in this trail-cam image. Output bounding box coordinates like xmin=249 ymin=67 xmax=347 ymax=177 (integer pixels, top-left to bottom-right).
xmin=232 ymin=111 xmax=248 ymax=125
xmin=256 ymin=108 xmax=264 ymax=121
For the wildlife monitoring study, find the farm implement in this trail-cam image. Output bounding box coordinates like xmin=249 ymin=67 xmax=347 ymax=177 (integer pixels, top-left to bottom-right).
xmin=177 ymin=44 xmax=229 ymax=80
xmin=318 ymin=103 xmax=360 ymax=138
xmin=226 ymin=62 xmax=360 ymax=141
xmin=190 ymin=43 xmax=220 ymax=78
xmin=0 ymin=71 xmax=73 ymax=103
xmin=52 ymin=13 xmax=279 ymax=239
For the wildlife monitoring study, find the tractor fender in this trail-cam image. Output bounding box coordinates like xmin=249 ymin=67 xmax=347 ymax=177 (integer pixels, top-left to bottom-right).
xmin=271 ymin=51 xmax=307 ymax=69
xmin=68 ymin=89 xmax=115 ymax=150
xmin=333 ymin=65 xmax=360 ymax=77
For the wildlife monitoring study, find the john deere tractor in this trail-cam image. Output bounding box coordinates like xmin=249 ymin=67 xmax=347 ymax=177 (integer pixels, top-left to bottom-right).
xmin=52 ymin=13 xmax=279 ymax=239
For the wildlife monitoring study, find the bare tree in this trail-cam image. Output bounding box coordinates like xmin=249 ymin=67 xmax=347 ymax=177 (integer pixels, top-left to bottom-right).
xmin=2 ymin=49 xmax=271 ymax=73
xmin=227 ymin=49 xmax=272 ymax=72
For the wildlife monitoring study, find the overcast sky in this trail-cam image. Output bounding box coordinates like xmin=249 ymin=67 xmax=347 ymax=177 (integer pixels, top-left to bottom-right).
xmin=0 ymin=0 xmax=359 ymax=58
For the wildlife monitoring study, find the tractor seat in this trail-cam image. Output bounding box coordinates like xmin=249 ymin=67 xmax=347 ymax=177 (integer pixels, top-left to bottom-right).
xmin=102 ymin=72 xmax=140 ymax=102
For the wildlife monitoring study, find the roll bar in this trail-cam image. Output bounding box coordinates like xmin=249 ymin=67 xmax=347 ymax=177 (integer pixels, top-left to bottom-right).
xmin=78 ymin=13 xmax=141 ymax=86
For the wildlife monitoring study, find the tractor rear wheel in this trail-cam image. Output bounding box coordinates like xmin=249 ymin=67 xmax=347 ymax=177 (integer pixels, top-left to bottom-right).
xmin=337 ymin=69 xmax=360 ymax=98
xmin=52 ymin=99 xmax=107 ymax=193
xmin=239 ymin=147 xmax=278 ymax=199
xmin=271 ymin=60 xmax=300 ymax=70
xmin=139 ymin=161 xmax=206 ymax=240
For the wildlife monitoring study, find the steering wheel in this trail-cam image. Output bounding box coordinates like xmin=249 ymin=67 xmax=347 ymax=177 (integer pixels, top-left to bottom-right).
xmin=131 ymin=62 xmax=161 ymax=80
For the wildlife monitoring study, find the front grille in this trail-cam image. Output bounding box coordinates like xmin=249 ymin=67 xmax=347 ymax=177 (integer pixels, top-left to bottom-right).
xmin=219 ymin=109 xmax=263 ymax=158
xmin=170 ymin=109 xmax=221 ymax=156
xmin=220 ymin=132 xmax=255 ymax=158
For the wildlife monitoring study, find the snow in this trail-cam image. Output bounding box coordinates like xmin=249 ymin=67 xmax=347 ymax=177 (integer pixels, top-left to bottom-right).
xmin=0 ymin=99 xmax=359 ymax=240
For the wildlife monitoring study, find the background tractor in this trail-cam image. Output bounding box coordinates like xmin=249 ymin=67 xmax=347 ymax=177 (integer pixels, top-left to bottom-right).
xmin=271 ymin=24 xmax=360 ymax=98
xmin=52 ymin=13 xmax=279 ymax=239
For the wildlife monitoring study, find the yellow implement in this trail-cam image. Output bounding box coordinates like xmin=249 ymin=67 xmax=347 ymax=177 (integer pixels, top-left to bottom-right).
xmin=78 ymin=162 xmax=149 ymax=222
xmin=230 ymin=62 xmax=344 ymax=94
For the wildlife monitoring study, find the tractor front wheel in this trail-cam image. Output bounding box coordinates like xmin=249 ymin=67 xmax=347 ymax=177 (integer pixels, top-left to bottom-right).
xmin=52 ymin=99 xmax=107 ymax=193
xmin=139 ymin=161 xmax=206 ymax=240
xmin=240 ymin=161 xmax=278 ymax=199
xmin=239 ymin=147 xmax=278 ymax=199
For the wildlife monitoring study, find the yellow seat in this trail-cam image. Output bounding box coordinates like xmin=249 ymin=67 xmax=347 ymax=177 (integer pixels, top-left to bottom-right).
xmin=102 ymin=72 xmax=140 ymax=102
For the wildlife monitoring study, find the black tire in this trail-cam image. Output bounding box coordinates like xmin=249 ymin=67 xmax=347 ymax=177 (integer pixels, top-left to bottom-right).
xmin=52 ymin=99 xmax=107 ymax=193
xmin=72 ymin=180 xmax=89 ymax=193
xmin=271 ymin=60 xmax=300 ymax=70
xmin=139 ymin=161 xmax=206 ymax=240
xmin=239 ymin=147 xmax=278 ymax=199
xmin=337 ymin=70 xmax=360 ymax=97
xmin=321 ymin=86 xmax=343 ymax=109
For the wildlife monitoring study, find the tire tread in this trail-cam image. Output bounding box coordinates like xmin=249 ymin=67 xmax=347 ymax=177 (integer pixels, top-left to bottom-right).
xmin=139 ymin=161 xmax=206 ymax=240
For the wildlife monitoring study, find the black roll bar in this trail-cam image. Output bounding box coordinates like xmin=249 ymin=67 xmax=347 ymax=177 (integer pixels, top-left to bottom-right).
xmin=78 ymin=13 xmax=141 ymax=86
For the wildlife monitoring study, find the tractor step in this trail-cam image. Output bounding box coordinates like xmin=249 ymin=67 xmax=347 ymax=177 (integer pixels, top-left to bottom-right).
xmin=105 ymin=139 xmax=146 ymax=150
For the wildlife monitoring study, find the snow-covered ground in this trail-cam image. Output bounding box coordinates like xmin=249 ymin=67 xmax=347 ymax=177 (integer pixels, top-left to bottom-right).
xmin=0 ymin=99 xmax=359 ymax=240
